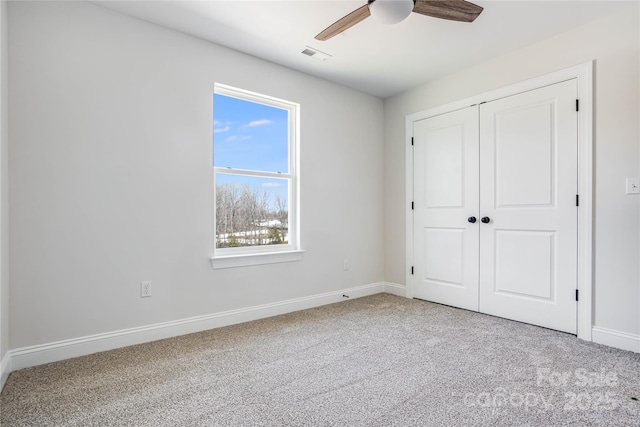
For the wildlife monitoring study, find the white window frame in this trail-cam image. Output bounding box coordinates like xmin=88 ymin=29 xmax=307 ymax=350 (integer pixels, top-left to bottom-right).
xmin=211 ymin=83 xmax=302 ymax=269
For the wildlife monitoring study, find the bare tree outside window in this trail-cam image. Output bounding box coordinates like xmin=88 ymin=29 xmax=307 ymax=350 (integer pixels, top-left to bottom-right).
xmin=215 ymin=182 xmax=288 ymax=248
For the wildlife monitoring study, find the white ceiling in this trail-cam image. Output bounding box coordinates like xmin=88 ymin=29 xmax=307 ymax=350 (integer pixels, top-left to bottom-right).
xmin=94 ymin=0 xmax=633 ymax=98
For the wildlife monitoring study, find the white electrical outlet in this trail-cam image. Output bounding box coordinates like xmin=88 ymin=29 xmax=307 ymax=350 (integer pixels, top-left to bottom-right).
xmin=140 ymin=281 xmax=152 ymax=298
xmin=343 ymin=258 xmax=349 ymax=271
xmin=626 ymin=178 xmax=640 ymax=194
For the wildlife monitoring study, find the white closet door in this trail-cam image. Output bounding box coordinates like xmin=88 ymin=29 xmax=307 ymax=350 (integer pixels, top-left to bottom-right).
xmin=478 ymin=79 xmax=578 ymax=334
xmin=413 ymin=107 xmax=480 ymax=311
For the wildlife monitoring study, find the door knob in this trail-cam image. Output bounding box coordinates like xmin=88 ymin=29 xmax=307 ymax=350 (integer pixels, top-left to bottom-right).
xmin=467 ymin=216 xmax=477 ymax=223
xmin=481 ymin=217 xmax=491 ymax=224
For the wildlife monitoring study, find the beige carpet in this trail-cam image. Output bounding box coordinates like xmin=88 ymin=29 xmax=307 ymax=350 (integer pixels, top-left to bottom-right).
xmin=1 ymin=293 xmax=640 ymax=426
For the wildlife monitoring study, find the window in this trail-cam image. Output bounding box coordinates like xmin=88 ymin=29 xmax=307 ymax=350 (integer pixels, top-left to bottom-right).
xmin=211 ymin=84 xmax=302 ymax=268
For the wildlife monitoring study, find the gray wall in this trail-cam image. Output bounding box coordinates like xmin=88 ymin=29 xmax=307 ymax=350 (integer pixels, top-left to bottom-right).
xmin=384 ymin=5 xmax=640 ymax=335
xmin=1 ymin=0 xmax=9 ymax=367
xmin=8 ymin=1 xmax=384 ymax=348
xmin=5 ymin=0 xmax=640 ymax=360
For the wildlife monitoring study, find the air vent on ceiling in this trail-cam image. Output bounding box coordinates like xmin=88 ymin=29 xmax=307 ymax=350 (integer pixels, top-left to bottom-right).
xmin=301 ymin=46 xmax=332 ymax=61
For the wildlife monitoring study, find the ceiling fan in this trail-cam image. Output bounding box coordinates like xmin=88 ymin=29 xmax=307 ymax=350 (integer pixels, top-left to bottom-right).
xmin=315 ymin=0 xmax=483 ymax=41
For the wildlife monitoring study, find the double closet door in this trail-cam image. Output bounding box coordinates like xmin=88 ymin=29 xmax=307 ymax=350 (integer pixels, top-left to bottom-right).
xmin=413 ymin=79 xmax=578 ymax=334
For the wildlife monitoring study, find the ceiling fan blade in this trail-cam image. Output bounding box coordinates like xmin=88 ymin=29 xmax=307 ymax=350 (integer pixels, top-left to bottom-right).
xmin=315 ymin=4 xmax=371 ymax=41
xmin=413 ymin=0 xmax=483 ymax=23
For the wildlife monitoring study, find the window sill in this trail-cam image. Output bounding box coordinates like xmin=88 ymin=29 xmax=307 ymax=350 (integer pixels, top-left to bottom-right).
xmin=210 ymin=250 xmax=305 ymax=269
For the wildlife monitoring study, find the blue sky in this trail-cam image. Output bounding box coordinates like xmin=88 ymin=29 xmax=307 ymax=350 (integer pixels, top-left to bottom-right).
xmin=213 ymin=93 xmax=288 ymax=172
xmin=213 ymin=93 xmax=290 ymax=210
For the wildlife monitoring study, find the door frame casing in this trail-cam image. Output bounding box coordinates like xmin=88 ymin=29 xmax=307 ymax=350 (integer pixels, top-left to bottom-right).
xmin=405 ymin=61 xmax=593 ymax=341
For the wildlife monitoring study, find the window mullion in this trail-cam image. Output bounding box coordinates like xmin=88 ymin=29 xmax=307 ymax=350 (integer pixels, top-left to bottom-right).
xmin=214 ymin=167 xmax=292 ymax=180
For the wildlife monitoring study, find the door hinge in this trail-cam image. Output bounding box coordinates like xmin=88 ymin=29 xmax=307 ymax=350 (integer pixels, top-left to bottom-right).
xmin=575 ymin=289 xmax=579 ymax=301
xmin=576 ymin=194 xmax=579 ymax=207
xmin=576 ymin=99 xmax=579 ymax=112
xmin=411 ymin=137 xmax=414 ymax=146
xmin=411 ymin=201 xmax=414 ymax=210
xmin=411 ymin=266 xmax=414 ymax=275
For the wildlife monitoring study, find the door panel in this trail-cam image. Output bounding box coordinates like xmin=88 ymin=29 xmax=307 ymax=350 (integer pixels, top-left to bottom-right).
xmin=423 ymin=228 xmax=464 ymax=286
xmin=479 ymin=79 xmax=578 ymax=334
xmin=495 ymin=102 xmax=554 ymax=207
xmin=413 ymin=107 xmax=479 ymax=311
xmin=494 ymin=230 xmax=554 ymax=300
xmin=424 ymin=126 xmax=464 ymax=208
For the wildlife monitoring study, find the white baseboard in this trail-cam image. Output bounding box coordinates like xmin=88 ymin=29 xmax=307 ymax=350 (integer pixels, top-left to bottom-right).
xmin=1 ymin=350 xmax=10 ymax=391
xmin=8 ymin=285 xmax=636 ymax=382
xmin=384 ymin=282 xmax=406 ymax=297
xmin=592 ymin=326 xmax=640 ymax=353
xmin=8 ymin=282 xmax=385 ymax=373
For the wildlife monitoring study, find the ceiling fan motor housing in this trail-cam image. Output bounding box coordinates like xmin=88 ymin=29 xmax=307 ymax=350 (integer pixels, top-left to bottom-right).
xmin=368 ymin=0 xmax=415 ymax=25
